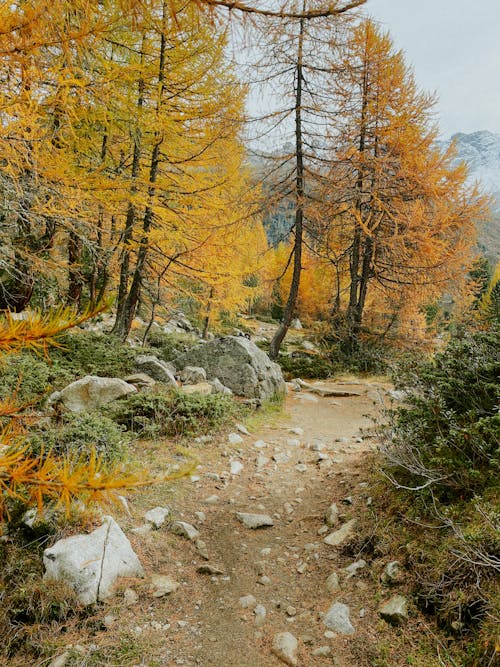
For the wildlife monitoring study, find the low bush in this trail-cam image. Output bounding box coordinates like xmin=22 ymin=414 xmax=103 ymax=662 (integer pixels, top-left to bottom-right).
xmin=27 ymin=412 xmax=130 ymax=463
xmin=49 ymin=331 xmax=137 ymax=378
xmin=145 ymin=331 xmax=199 ymax=362
xmin=277 ymin=351 xmax=337 ymax=380
xmin=0 ymin=352 xmax=69 ymax=406
xmin=110 ymin=389 xmax=236 ymax=437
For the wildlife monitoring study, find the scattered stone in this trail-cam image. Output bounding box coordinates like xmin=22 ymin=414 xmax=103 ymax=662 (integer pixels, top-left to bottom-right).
xmin=170 ymin=521 xmax=199 ymax=541
xmin=272 ymin=632 xmax=298 ymax=667
xmin=342 ymin=496 xmax=354 ymax=505
xmin=286 ymin=438 xmax=301 ymax=447
xmin=49 ymin=653 xmax=71 ymax=667
xmin=236 ymin=512 xmax=274 ymax=529
xmin=228 ymin=432 xmax=244 ymax=445
xmin=173 ymin=336 xmax=286 ymax=401
xmin=345 ymin=559 xmax=367 ymax=578
xmin=311 ymin=441 xmax=325 ymax=452
xmin=49 ymin=376 xmax=137 ymax=414
xmin=256 ymin=455 xmax=269 ymax=469
xmin=123 ymin=588 xmax=138 ymax=605
xmin=317 ymin=525 xmax=329 ymax=536
xmin=254 ymin=439 xmax=267 ymax=448
xmin=296 ymin=562 xmax=307 ymax=574
xmin=295 ymin=464 xmax=308 ymax=473
xmin=209 ymin=378 xmax=233 ymax=395
xmin=195 ymin=539 xmax=209 ymax=560
xmin=239 ymin=594 xmax=257 ymax=609
xmin=135 ymin=355 xmax=177 ymax=386
xmin=381 ymin=561 xmax=403 ymax=586
xmin=273 ymin=452 xmax=290 ymax=464
xmin=124 ymin=372 xmax=156 ymax=388
xmin=254 ymin=604 xmax=267 ymax=626
xmin=291 ymin=318 xmax=303 ymax=330
xmin=359 ymin=608 xmax=366 ymax=618
xmin=203 ymin=495 xmax=220 ymax=505
xmin=194 ymin=511 xmax=206 ymax=523
xmin=237 ymin=423 xmax=251 ymax=436
xmin=179 ymin=366 xmax=207 ymax=384
xmin=230 ymin=460 xmax=244 ymax=475
xmin=151 ymin=575 xmax=180 ymax=597
xmin=312 ymin=646 xmax=332 ymax=657
xmin=289 ymin=427 xmax=304 ymax=436
xmin=43 ymin=516 xmax=144 ymax=605
xmin=258 ymin=575 xmax=271 ymax=586
xmin=323 ymin=602 xmax=355 ymax=635
xmin=196 ymin=565 xmax=224 ymax=575
xmin=302 ymin=340 xmax=316 ymax=352
xmin=379 ymin=595 xmax=409 ymax=625
xmin=284 ymin=502 xmax=294 ymax=515
xmin=144 ymin=506 xmax=171 ymax=529
xmin=103 ymin=614 xmax=117 ymax=629
xmin=323 ymin=519 xmax=356 ymax=547
xmin=325 ymin=503 xmax=339 ymax=527
xmin=286 ymin=606 xmax=297 ymax=617
xmin=181 ymin=382 xmax=213 ymax=396
xmin=325 ymin=572 xmax=340 ymax=593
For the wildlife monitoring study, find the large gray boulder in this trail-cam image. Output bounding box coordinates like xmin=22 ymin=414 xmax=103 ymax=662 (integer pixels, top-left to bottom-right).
xmin=43 ymin=516 xmax=144 ymax=605
xmin=173 ymin=336 xmax=285 ymax=401
xmin=134 ymin=355 xmax=177 ymax=387
xmin=49 ymin=376 xmax=137 ymax=413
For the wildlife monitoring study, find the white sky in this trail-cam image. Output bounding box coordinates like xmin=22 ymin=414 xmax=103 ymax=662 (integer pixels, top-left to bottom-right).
xmin=365 ymin=0 xmax=500 ymax=138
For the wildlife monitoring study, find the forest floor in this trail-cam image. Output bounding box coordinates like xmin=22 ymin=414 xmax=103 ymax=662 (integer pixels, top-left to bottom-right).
xmin=28 ymin=375 xmax=452 ymax=667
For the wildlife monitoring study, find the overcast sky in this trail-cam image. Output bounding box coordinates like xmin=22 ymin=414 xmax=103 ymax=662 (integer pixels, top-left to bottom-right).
xmin=364 ymin=0 xmax=500 ymax=138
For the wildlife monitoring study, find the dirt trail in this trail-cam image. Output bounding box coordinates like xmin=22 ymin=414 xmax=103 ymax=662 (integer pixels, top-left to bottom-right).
xmin=91 ymin=378 xmax=398 ymax=667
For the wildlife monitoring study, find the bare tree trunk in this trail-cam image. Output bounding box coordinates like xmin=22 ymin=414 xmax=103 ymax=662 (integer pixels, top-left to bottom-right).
xmin=269 ymin=15 xmax=305 ymax=360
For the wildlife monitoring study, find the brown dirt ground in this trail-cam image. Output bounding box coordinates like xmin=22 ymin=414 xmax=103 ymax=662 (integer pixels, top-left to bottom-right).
xmin=14 ymin=380 xmax=449 ymax=667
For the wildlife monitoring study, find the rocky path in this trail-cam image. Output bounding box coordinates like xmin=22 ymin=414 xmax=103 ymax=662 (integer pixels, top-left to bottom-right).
xmin=51 ymin=379 xmax=414 ymax=667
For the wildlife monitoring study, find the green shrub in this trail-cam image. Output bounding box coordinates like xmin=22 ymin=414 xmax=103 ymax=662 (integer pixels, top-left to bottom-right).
xmin=382 ymin=328 xmax=499 ymax=500
xmin=277 ymin=352 xmax=337 ymax=380
xmin=145 ymin=331 xmax=198 ymax=362
xmin=0 ymin=352 xmax=72 ymax=406
xmin=27 ymin=412 xmax=130 ymax=463
xmin=110 ymin=389 xmax=235 ymax=437
xmin=49 ymin=331 xmax=137 ymax=378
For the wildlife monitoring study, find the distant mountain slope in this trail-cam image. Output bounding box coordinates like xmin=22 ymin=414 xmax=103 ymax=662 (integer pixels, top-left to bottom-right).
xmin=439 ymin=130 xmax=500 ymax=262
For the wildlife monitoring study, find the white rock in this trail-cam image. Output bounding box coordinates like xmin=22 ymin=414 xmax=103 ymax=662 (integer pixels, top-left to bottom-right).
xmin=312 ymin=646 xmax=331 ymax=657
xmin=295 ymin=463 xmax=307 ymax=473
xmin=236 ymin=423 xmax=251 ymax=436
xmin=273 ymin=452 xmax=290 ymax=464
xmin=239 ymin=594 xmax=257 ymax=609
xmin=254 ymin=439 xmax=267 ymax=448
xmin=123 ymin=588 xmax=139 ymax=605
xmin=289 ymin=427 xmax=304 ymax=435
xmin=151 ymin=575 xmax=180 ymax=597
xmin=230 ymin=460 xmax=244 ymax=475
xmin=254 ymin=604 xmax=267 ymax=626
xmin=379 ymin=595 xmax=409 ymax=625
xmin=49 ymin=653 xmax=71 ymax=667
xmin=381 ymin=561 xmax=403 ymax=585
xmin=228 ymin=432 xmax=244 ymax=445
xmin=50 ymin=376 xmax=137 ymax=414
xmin=43 ymin=516 xmax=144 ymax=605
xmin=345 ymin=559 xmax=366 ymax=578
xmin=323 ymin=602 xmax=355 ymax=635
xmin=325 ymin=572 xmax=340 ymax=593
xmin=323 ymin=519 xmax=356 ymax=546
xmin=272 ymin=632 xmax=298 ymax=666
xmin=236 ymin=513 xmax=274 ymax=529
xmin=286 ymin=438 xmax=301 ymax=447
xmin=170 ymin=521 xmax=199 ymax=541
xmin=144 ymin=506 xmax=171 ymax=529
xmin=203 ymin=495 xmax=220 ymax=505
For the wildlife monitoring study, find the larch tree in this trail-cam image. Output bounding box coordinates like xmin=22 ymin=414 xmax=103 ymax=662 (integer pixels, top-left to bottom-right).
xmin=313 ymin=19 xmax=488 ymax=350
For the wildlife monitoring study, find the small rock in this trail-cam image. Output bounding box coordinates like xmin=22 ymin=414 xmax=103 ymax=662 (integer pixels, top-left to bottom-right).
xmin=228 ymin=432 xmax=244 ymax=445
xmin=258 ymin=575 xmax=271 ymax=585
xmin=273 ymin=452 xmax=290 ymax=464
xmin=254 ymin=439 xmax=267 ymax=448
xmin=123 ymin=588 xmax=139 ymax=605
xmin=236 ymin=513 xmax=274 ymax=529
xmin=324 ymin=602 xmax=355 ymax=635
xmin=284 ymin=502 xmax=294 ymax=515
xmin=195 ymin=539 xmax=209 ymax=560
xmin=312 ymin=646 xmax=332 ymax=657
xmin=256 ymin=455 xmax=269 ymax=469
xmin=359 ymin=608 xmax=366 ymax=618
xmin=203 ymin=495 xmax=220 ymax=505
xmin=323 ymin=519 xmax=356 ymax=547
xmin=272 ymin=632 xmax=298 ymax=666
xmin=236 ymin=423 xmax=251 ymax=436
xmin=254 ymin=604 xmax=267 ymax=626
xmin=325 ymin=502 xmax=339 ymax=527
xmin=379 ymin=595 xmax=408 ymax=625
xmin=296 ymin=562 xmax=307 ymax=574
xmin=381 ymin=561 xmax=403 ymax=586
xmin=345 ymin=559 xmax=366 ymax=578
xmin=325 ymin=572 xmax=340 ymax=593
xmin=194 ymin=511 xmax=206 ymax=523
xmin=170 ymin=521 xmax=199 ymax=541
xmin=239 ymin=594 xmax=257 ymax=609
xmin=286 ymin=606 xmax=297 ymax=617
xmin=286 ymin=438 xmax=301 ymax=447
xmin=49 ymin=653 xmax=71 ymax=667
xmin=295 ymin=464 xmax=307 ymax=473
xmin=230 ymin=460 xmax=244 ymax=475
xmin=342 ymin=496 xmax=354 ymax=505
xmin=289 ymin=426 xmax=304 ymax=435
xmin=144 ymin=506 xmax=171 ymax=529
xmin=151 ymin=575 xmax=179 ymax=597
xmin=103 ymin=614 xmax=117 ymax=628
